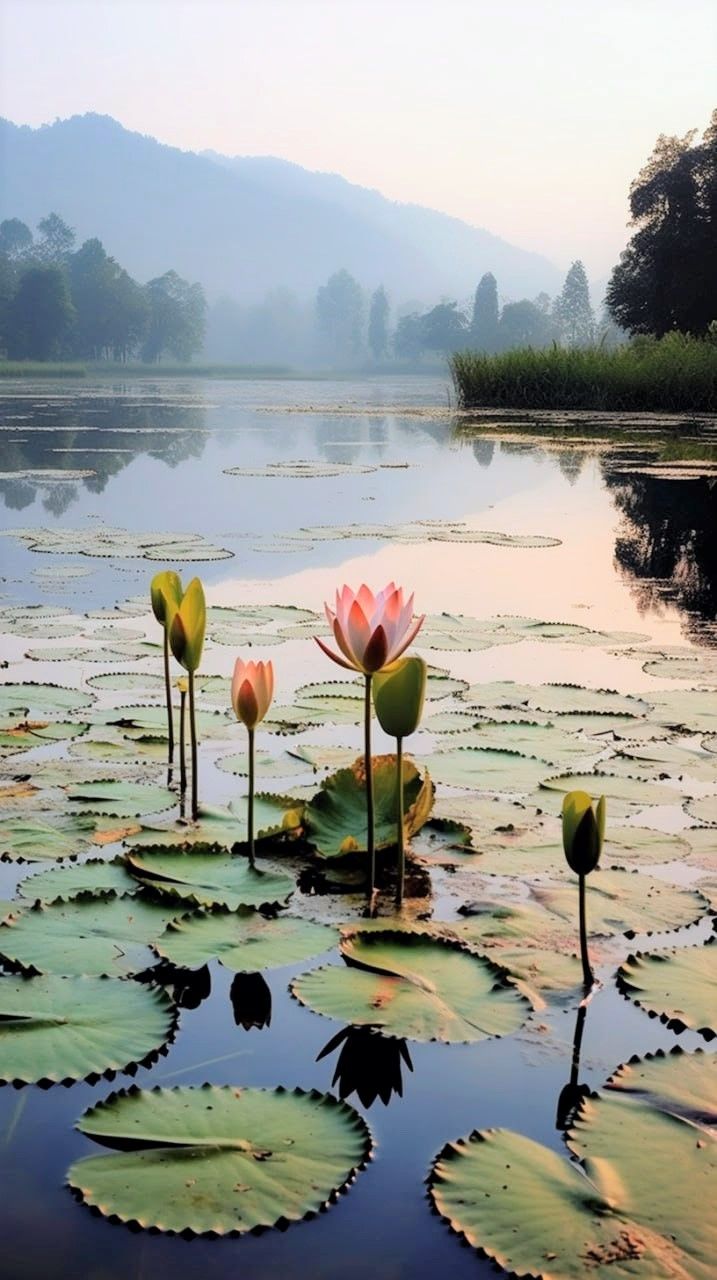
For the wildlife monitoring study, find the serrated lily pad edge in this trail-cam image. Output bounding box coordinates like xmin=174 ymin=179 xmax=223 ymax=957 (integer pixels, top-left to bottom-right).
xmin=615 ymin=940 xmax=717 ymax=1040
xmin=67 ymin=1082 xmax=374 ymax=1237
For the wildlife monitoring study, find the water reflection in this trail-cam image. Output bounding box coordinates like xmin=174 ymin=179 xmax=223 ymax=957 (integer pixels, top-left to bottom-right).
xmin=153 ymin=962 xmax=212 ymax=1011
xmin=317 ymin=1026 xmax=413 ymax=1108
xmin=230 ymin=972 xmax=272 ymax=1031
xmin=555 ymin=1000 xmax=590 ymax=1131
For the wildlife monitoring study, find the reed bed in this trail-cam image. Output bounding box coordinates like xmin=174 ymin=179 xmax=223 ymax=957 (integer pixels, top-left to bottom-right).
xmin=450 ymin=335 xmax=717 ymax=413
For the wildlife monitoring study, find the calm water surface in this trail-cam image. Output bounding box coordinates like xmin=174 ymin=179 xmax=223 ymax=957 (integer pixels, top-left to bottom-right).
xmin=0 ymin=376 xmax=714 ymax=1280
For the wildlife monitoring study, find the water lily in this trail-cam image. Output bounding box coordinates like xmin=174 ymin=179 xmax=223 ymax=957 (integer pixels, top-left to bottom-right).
xmin=168 ymin=577 xmax=206 ymax=821
xmin=150 ymin=570 xmax=183 ymax=767
xmin=562 ymin=789 xmax=605 ymax=989
xmin=315 ymin=583 xmax=424 ymax=901
xmin=373 ymin=656 xmax=427 ymax=905
xmin=231 ymin=658 xmax=274 ymax=867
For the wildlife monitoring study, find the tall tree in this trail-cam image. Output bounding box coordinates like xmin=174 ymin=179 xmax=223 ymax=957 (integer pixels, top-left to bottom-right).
xmin=470 ymin=272 xmax=499 ymax=351
xmin=368 ymin=285 xmax=390 ymax=361
xmin=7 ymin=266 xmax=75 ymax=359
xmin=498 ymin=299 xmax=553 ymax=349
xmin=606 ymin=111 xmax=717 ymax=336
xmin=36 ymin=212 xmax=75 ymax=265
xmin=554 ymin=261 xmax=594 ymax=346
xmin=0 ymin=219 xmax=33 ymax=263
xmin=315 ymin=269 xmax=364 ymax=365
xmin=142 ymin=271 xmax=206 ymax=363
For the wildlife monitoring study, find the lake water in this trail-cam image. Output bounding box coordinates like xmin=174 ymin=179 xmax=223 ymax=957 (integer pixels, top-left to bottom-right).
xmin=0 ymin=376 xmax=714 ymax=1280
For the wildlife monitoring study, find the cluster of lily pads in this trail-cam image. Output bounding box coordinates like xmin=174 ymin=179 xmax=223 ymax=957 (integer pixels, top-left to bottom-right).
xmin=0 ymin=581 xmax=715 ymax=1270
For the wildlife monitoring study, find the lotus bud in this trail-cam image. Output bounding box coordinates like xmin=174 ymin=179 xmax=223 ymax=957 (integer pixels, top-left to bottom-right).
xmin=231 ymin=659 xmax=274 ymax=731
xmin=373 ymin=656 xmax=427 ymax=740
xmin=169 ymin=577 xmax=206 ymax=674
xmin=562 ymin=790 xmax=605 ymax=876
xmin=150 ymin=570 xmax=182 ymax=626
xmin=176 ymin=677 xmax=188 ymax=695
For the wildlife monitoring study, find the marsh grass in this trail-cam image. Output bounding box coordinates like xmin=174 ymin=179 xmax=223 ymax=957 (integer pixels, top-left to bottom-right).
xmin=450 ymin=334 xmax=717 ymax=413
xmin=0 ymin=361 xmax=87 ymax=378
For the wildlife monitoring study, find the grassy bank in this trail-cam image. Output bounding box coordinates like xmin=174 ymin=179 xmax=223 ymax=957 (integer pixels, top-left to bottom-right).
xmin=0 ymin=361 xmax=87 ymax=378
xmin=450 ymin=334 xmax=717 ymax=413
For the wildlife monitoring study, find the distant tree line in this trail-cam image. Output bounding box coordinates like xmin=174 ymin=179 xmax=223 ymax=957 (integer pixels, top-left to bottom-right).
xmin=0 ymin=213 xmax=206 ymax=362
xmin=606 ymin=109 xmax=716 ymax=336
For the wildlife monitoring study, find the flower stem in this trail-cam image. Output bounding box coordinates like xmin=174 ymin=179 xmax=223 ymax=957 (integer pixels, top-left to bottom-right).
xmin=188 ymin=669 xmax=198 ymax=822
xmin=247 ymin=726 xmax=256 ymax=869
xmin=395 ymin=736 xmax=405 ymax=906
xmin=364 ymin=674 xmax=375 ymax=894
xmin=179 ymin=688 xmax=187 ymax=795
xmin=163 ymin=626 xmax=174 ymax=766
xmin=578 ymin=873 xmax=593 ymax=989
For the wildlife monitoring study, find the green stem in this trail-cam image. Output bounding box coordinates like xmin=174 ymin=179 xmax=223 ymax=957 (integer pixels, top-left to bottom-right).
xmin=163 ymin=627 xmax=174 ymax=765
xmin=179 ymin=688 xmax=187 ymax=795
xmin=364 ymin=674 xmax=375 ymax=894
xmin=395 ymin=736 xmax=405 ymax=906
xmin=578 ymin=874 xmax=593 ymax=989
xmin=247 ymin=726 xmax=256 ymax=869
xmin=188 ymin=669 xmax=198 ymax=822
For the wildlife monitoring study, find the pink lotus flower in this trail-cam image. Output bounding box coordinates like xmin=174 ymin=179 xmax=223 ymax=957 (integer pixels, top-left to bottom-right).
xmin=315 ymin=582 xmax=424 ymax=674
xmin=232 ymin=659 xmax=274 ymax=730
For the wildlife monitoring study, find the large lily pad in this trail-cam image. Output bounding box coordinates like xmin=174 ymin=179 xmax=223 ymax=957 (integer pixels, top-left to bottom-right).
xmin=0 ymin=896 xmax=176 ymax=977
xmin=428 ymin=1092 xmax=716 ymax=1279
xmin=425 ymin=747 xmax=548 ymax=793
xmin=0 ymin=682 xmax=94 ymax=717
xmin=5 ymin=524 xmax=233 ymax=561
xmin=685 ymin=794 xmax=717 ymax=826
xmin=68 ymin=1084 xmax=371 ymax=1235
xmin=128 ymin=796 xmax=301 ymax=849
xmin=125 ymin=846 xmax=295 ymax=911
xmin=617 ymin=939 xmax=716 ymax=1038
xmin=302 ymin=756 xmax=433 ymax=859
xmin=156 ymin=911 xmax=337 ymax=972
xmin=66 ymin=779 xmax=177 ymax=819
xmin=18 ymin=858 xmax=137 ymax=904
xmin=532 ymin=869 xmax=707 ymax=937
xmin=540 ymin=771 xmax=672 ymax=808
xmin=0 ymin=813 xmax=97 ymax=862
xmin=604 ymin=1047 xmax=716 ymax=1126
xmin=291 ymin=930 xmax=529 ymax=1043
xmin=0 ymin=974 xmax=175 ymax=1085
xmin=0 ymin=715 xmax=89 ymax=756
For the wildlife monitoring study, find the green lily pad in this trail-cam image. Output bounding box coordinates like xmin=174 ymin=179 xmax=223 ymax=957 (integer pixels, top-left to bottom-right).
xmin=0 ymin=813 xmax=97 ymax=862
xmin=86 ymin=671 xmax=165 ymax=693
xmin=215 ymin=750 xmax=311 ymax=782
xmin=643 ymin=653 xmax=717 ymax=684
xmin=532 ymin=869 xmax=707 ymax=937
xmin=453 ymin=901 xmax=575 ymax=952
xmin=130 ymin=796 xmax=301 ymax=848
xmin=0 ymin=896 xmax=176 ymax=977
xmin=617 ymin=939 xmax=716 ymax=1038
xmin=540 ymin=771 xmax=672 ymax=807
xmin=650 ymin=689 xmax=717 ymax=734
xmin=18 ymin=858 xmax=137 ymax=904
xmin=428 ymin=1097 xmax=716 ymax=1279
xmin=527 ymin=684 xmax=650 ymax=717
xmin=68 ymin=1084 xmax=371 ymax=1236
xmin=303 ymin=757 xmax=434 ymax=859
xmin=288 ymin=744 xmax=360 ymax=773
xmin=604 ymin=1047 xmax=716 ymax=1126
xmin=5 ymin=524 xmax=233 ymax=561
xmin=0 ymin=716 xmax=89 ymax=755
xmin=425 ymin=747 xmax=548 ymax=793
xmin=0 ymin=682 xmax=94 ymax=717
xmin=603 ymin=826 xmax=692 ymax=867
xmin=291 ymin=929 xmax=529 ymax=1043
xmin=66 ymin=779 xmax=177 ymax=819
xmin=125 ymin=846 xmax=295 ymax=911
xmin=156 ymin=911 xmax=337 ymax=972
xmin=452 ymin=720 xmax=599 ymax=768
xmin=485 ymin=946 xmax=585 ymax=1007
xmin=0 ymin=974 xmax=175 ymax=1084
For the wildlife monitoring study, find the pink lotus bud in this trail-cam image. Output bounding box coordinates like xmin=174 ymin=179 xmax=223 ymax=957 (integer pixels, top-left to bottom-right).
xmin=231 ymin=658 xmax=274 ymax=730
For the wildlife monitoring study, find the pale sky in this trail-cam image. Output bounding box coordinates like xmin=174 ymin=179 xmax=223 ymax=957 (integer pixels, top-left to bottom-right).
xmin=1 ymin=0 xmax=715 ymax=277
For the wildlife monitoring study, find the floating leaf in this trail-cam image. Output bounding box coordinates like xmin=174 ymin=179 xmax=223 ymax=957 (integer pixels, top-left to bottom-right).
xmin=685 ymin=794 xmax=717 ymax=826
xmin=527 ymin=684 xmax=651 ymax=717
xmin=291 ymin=929 xmax=529 ymax=1043
xmin=0 ymin=896 xmax=176 ymax=977
xmin=540 ymin=771 xmax=671 ymax=807
xmin=425 ymin=747 xmax=548 ymax=793
xmin=68 ymin=1084 xmax=371 ymax=1235
xmin=0 ymin=974 xmax=175 ymax=1084
xmin=126 ymin=846 xmax=295 ymax=911
xmin=66 ymin=779 xmax=177 ymax=819
xmin=650 ymin=689 xmax=717 ymax=734
xmin=643 ymin=653 xmax=717 ymax=684
xmin=0 ymin=813 xmax=97 ymax=862
xmin=0 ymin=716 xmax=89 ymax=756
xmin=533 ymin=869 xmax=707 ymax=937
xmin=617 ymin=940 xmax=716 ymax=1038
xmin=605 ymin=1047 xmax=716 ymax=1126
xmin=215 ymin=750 xmax=311 ymax=782
xmin=18 ymin=858 xmax=137 ymax=904
xmin=303 ymin=757 xmax=434 ymax=859
xmin=130 ymin=796 xmax=300 ymax=848
xmin=156 ymin=911 xmax=337 ymax=971
xmin=5 ymin=524 xmax=233 ymax=561
xmin=0 ymin=682 xmax=94 ymax=717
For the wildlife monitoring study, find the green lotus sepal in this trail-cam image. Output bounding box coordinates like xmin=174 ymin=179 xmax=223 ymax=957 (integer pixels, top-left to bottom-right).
xmin=562 ymin=790 xmax=605 ymax=876
xmin=373 ymin=656 xmax=427 ymax=740
xmin=150 ymin=570 xmax=182 ymax=626
xmin=169 ymin=578 xmax=206 ymax=674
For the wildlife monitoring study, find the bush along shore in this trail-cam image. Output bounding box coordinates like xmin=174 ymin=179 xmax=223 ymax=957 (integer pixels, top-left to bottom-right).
xmin=450 ymin=333 xmax=717 ymax=413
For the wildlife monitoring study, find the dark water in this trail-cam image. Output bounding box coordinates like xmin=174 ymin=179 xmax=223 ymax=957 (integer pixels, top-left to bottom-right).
xmin=0 ymin=377 xmax=714 ymax=1280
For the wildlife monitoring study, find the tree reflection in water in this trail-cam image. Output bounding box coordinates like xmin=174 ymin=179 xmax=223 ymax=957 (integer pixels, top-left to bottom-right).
xmin=317 ymin=1025 xmax=413 ymax=1108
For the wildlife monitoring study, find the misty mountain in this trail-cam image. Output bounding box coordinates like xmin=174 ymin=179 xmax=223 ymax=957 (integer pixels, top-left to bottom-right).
xmin=0 ymin=113 xmax=560 ymax=305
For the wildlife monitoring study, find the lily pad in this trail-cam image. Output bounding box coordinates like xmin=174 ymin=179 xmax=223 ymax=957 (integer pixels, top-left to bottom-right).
xmin=425 ymin=747 xmax=548 ymax=793
xmin=650 ymin=689 xmax=717 ymax=734
xmin=0 ymin=974 xmax=175 ymax=1084
xmin=532 ymin=869 xmax=707 ymax=937
xmin=5 ymin=524 xmax=233 ymax=561
xmin=0 ymin=896 xmax=176 ymax=977
xmin=68 ymin=1084 xmax=371 ymax=1236
xmin=540 ymin=771 xmax=672 ymax=808
xmin=0 ymin=682 xmax=94 ymax=717
xmin=66 ymin=779 xmax=177 ymax=819
xmin=216 ymin=750 xmax=311 ymax=782
xmin=125 ymin=846 xmax=295 ymax=911
xmin=130 ymin=796 xmax=301 ymax=848
xmin=18 ymin=858 xmax=137 ymax=904
xmin=604 ymin=1047 xmax=716 ymax=1126
xmin=156 ymin=911 xmax=337 ymax=972
xmin=617 ymin=939 xmax=716 ymax=1038
xmin=0 ymin=813 xmax=97 ymax=862
xmin=303 ymin=756 xmax=434 ymax=859
xmin=685 ymin=794 xmax=717 ymax=826
xmin=291 ymin=929 xmax=529 ymax=1043
xmin=527 ymin=684 xmax=650 ymax=717
xmin=0 ymin=716 xmax=89 ymax=756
